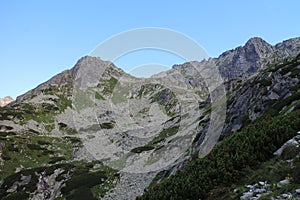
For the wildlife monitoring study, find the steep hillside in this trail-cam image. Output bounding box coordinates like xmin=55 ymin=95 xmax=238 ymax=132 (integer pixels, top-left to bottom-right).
xmin=0 ymin=37 xmax=299 ymax=200
xmin=139 ymin=51 xmax=300 ymax=199
xmin=138 ymin=110 xmax=300 ymax=199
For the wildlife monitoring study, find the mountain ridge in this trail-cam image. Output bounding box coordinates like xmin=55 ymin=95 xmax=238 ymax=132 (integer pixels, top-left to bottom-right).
xmin=14 ymin=37 xmax=300 ymax=104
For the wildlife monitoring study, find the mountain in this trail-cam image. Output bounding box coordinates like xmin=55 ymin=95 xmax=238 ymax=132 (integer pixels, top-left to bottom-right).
xmin=0 ymin=96 xmax=13 ymax=107
xmin=0 ymin=37 xmax=299 ymax=200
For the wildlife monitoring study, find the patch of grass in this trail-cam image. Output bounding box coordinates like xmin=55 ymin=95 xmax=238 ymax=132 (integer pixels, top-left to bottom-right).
xmin=268 ymin=55 xmax=300 ymax=73
xmin=198 ymin=101 xmax=206 ymax=109
xmin=138 ymin=107 xmax=150 ymax=114
xmin=0 ymin=134 xmax=82 ymax=180
xmin=111 ymin=85 xmax=130 ymax=104
xmin=281 ymin=145 xmax=300 ymax=160
xmin=102 ymin=77 xmax=118 ymax=95
xmin=265 ymin=92 xmax=300 ymax=116
xmin=291 ymin=67 xmax=300 ymax=78
xmin=56 ymin=94 xmax=72 ymax=111
xmin=131 ymin=146 xmax=155 ymax=153
xmin=66 ymin=186 xmax=97 ymax=200
xmin=150 ymin=88 xmax=179 ymax=117
xmin=62 ymin=172 xmax=106 ymax=194
xmin=0 ymin=132 xmax=16 ymax=137
xmin=130 ymin=126 xmax=179 ymax=153
xmin=242 ymin=114 xmax=251 ymax=127
xmin=63 ymin=136 xmax=82 ymax=144
xmin=1 ymin=92 xmax=71 ymax=125
xmin=290 ymin=83 xmax=300 ymax=91
xmin=73 ymin=87 xmax=94 ymax=111
xmin=137 ymin=84 xmax=162 ymax=99
xmin=95 ymin=92 xmax=105 ymax=100
xmin=41 ymin=85 xmax=59 ymax=95
xmin=279 ymin=61 xmax=300 ymax=76
xmin=149 ymin=126 xmax=180 ymax=145
xmin=45 ymin=124 xmax=55 ymax=132
xmin=259 ymin=78 xmax=272 ymax=87
xmin=27 ymin=143 xmax=45 ymax=150
xmin=49 ymin=156 xmax=66 ymax=164
xmin=99 ymin=121 xmax=115 ymax=129
xmin=0 ymin=161 xmax=118 ymax=200
xmin=59 ymin=123 xmax=78 ymax=135
xmin=21 ymin=103 xmax=58 ymax=124
xmin=254 ymin=106 xmax=262 ymax=113
xmin=61 ymin=162 xmax=119 ymax=199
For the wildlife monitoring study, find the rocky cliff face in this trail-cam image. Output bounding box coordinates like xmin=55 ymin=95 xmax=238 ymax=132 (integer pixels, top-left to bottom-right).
xmin=210 ymin=37 xmax=299 ymax=80
xmin=0 ymin=96 xmax=13 ymax=107
xmin=0 ymin=37 xmax=299 ymax=200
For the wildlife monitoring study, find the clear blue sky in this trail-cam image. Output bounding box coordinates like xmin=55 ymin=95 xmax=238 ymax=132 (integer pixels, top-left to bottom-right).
xmin=1 ymin=0 xmax=299 ymax=99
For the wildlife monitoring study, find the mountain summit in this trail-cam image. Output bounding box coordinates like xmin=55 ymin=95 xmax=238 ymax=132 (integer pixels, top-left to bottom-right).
xmin=217 ymin=37 xmax=300 ymax=80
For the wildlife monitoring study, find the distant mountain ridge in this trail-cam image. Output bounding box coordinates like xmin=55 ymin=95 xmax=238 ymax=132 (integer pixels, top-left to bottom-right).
xmin=208 ymin=37 xmax=300 ymax=80
xmin=14 ymin=37 xmax=300 ymax=104
xmin=0 ymin=96 xmax=13 ymax=107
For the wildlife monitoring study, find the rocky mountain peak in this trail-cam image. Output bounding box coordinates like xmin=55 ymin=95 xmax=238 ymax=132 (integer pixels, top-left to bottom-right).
xmin=15 ymin=56 xmax=125 ymax=103
xmin=72 ymin=56 xmax=112 ymax=73
xmin=71 ymin=56 xmax=125 ymax=89
xmin=215 ymin=37 xmax=300 ymax=80
xmin=245 ymin=37 xmax=268 ymax=46
xmin=244 ymin=37 xmax=274 ymax=57
xmin=0 ymin=96 xmax=13 ymax=107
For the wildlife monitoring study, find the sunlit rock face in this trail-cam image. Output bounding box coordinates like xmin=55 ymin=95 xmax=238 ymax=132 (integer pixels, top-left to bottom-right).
xmin=0 ymin=96 xmax=13 ymax=107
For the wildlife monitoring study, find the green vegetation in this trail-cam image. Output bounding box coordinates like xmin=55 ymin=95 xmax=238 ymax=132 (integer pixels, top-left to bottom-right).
xmin=99 ymin=121 xmax=115 ymax=129
xmin=150 ymin=126 xmax=179 ymax=145
xmin=138 ymin=110 xmax=300 ymax=199
xmin=267 ymin=53 xmax=300 ymax=73
xmin=131 ymin=146 xmax=155 ymax=153
xmin=138 ymin=107 xmax=150 ymax=114
xmin=0 ymin=133 xmax=82 ymax=180
xmin=137 ymin=84 xmax=162 ymax=99
xmin=280 ymin=144 xmax=300 ymax=160
xmin=0 ymin=92 xmax=72 ymax=133
xmin=291 ymin=67 xmax=300 ymax=78
xmin=290 ymin=82 xmax=300 ymax=91
xmin=279 ymin=61 xmax=300 ymax=76
xmin=198 ymin=101 xmax=206 ymax=109
xmin=250 ymin=77 xmax=273 ymax=88
xmin=266 ymin=92 xmax=300 ymax=116
xmin=59 ymin=122 xmax=78 ymax=134
xmin=0 ymin=128 xmax=117 ymax=199
xmin=259 ymin=78 xmax=273 ymax=87
xmin=205 ymin=156 xmax=300 ymax=199
xmin=56 ymin=94 xmax=72 ymax=111
xmin=131 ymin=126 xmax=180 ymax=154
xmin=0 ymin=161 xmax=118 ymax=200
xmin=73 ymin=87 xmax=94 ymax=110
xmin=102 ymin=77 xmax=118 ymax=95
xmin=111 ymin=85 xmax=130 ymax=104
xmin=150 ymin=88 xmax=179 ymax=117
xmin=62 ymin=166 xmax=110 ymax=199
xmin=95 ymin=91 xmax=105 ymax=100
xmin=41 ymin=83 xmax=72 ymax=97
